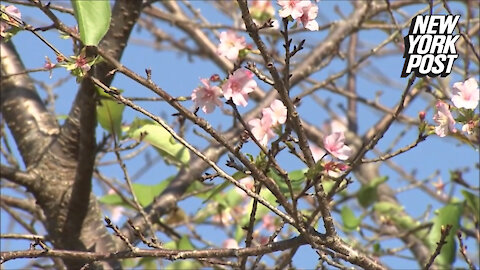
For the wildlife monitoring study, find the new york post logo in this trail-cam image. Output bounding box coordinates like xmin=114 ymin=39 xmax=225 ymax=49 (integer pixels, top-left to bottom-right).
xmin=401 ymin=15 xmax=460 ymax=77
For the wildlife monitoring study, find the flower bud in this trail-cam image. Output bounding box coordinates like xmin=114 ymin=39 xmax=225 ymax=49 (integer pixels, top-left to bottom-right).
xmin=209 ymin=74 xmax=220 ymax=82
xmin=418 ymin=111 xmax=426 ymax=121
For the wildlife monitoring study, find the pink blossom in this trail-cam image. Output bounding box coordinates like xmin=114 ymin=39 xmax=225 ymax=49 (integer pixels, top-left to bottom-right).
xmin=212 ymin=210 xmax=233 ymax=227
xmin=234 ymin=176 xmax=255 ymax=198
xmin=461 ymin=120 xmax=476 ymax=135
xmin=432 ymin=177 xmax=445 ymax=195
xmin=217 ymin=31 xmax=246 ymax=61
xmin=323 ymin=118 xmax=347 ymax=134
xmin=310 ymin=144 xmax=326 ymax=162
xmin=191 ymin=78 xmax=223 ymax=113
xmin=75 ymin=55 xmax=91 ymax=73
xmin=44 ymin=56 xmax=55 ymax=78
xmin=418 ymin=111 xmax=426 ymax=121
xmin=222 ymin=238 xmax=239 ymax=249
xmin=250 ymin=0 xmax=275 ymax=18
xmin=44 ymin=56 xmax=55 ymax=70
xmin=250 ymin=0 xmax=275 ymax=26
xmin=451 ymin=78 xmax=479 ymax=110
xmin=323 ymin=132 xmax=352 ymax=160
xmin=222 ymin=68 xmax=257 ymax=107
xmin=248 ymin=113 xmax=275 ymax=146
xmin=258 ymin=235 xmax=269 ymax=245
xmin=106 ymin=189 xmax=125 ymax=223
xmin=261 ymin=214 xmax=276 ymax=233
xmin=324 ymin=161 xmax=349 ymax=178
xmin=298 ymin=2 xmax=319 ymax=31
xmin=110 ymin=206 xmax=125 ymax=223
xmin=262 ymin=99 xmax=287 ymax=126
xmin=1 ymin=5 xmax=21 ymax=36
xmin=433 ymin=101 xmax=457 ymax=137
xmin=277 ymin=0 xmax=310 ymax=19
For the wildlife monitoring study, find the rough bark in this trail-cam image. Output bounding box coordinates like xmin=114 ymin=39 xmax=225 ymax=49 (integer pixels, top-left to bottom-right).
xmin=1 ymin=0 xmax=143 ymax=269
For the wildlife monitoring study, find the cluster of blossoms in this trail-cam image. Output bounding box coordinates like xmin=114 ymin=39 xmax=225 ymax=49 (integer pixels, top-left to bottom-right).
xmin=432 ymin=78 xmax=479 ymax=137
xmin=0 ymin=5 xmax=21 ymax=38
xmin=310 ymin=132 xmax=352 ymax=177
xmin=216 ymin=31 xmax=247 ymax=62
xmin=310 ymin=119 xmax=352 ymax=177
xmin=191 ymin=68 xmax=257 ymax=113
xmin=216 ymin=1 xmax=319 ymax=62
xmin=248 ymin=99 xmax=288 ymax=146
xmin=250 ymin=0 xmax=276 ymax=27
xmin=278 ymin=0 xmax=319 ymax=31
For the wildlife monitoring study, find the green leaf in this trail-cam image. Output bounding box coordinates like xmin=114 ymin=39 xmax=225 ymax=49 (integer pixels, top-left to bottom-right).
xmin=132 ymin=182 xmax=166 ymax=207
xmin=96 ymin=87 xmax=124 ymax=138
xmin=373 ymin=201 xmax=403 ymax=214
xmin=193 ymin=171 xmax=250 ymax=203
xmin=373 ymin=242 xmax=382 ymax=255
xmin=166 ymin=260 xmax=201 ymax=270
xmin=162 ymin=241 xmax=177 ymax=250
xmin=341 ymin=206 xmax=360 ymax=231
xmin=357 ymin=176 xmax=388 ymax=208
xmin=127 ymin=118 xmax=190 ymax=166
xmin=121 ymin=258 xmax=137 ymax=268
xmin=289 ymin=169 xmax=306 ymax=182
xmin=136 ymin=257 xmax=157 ymax=269
xmin=373 ymin=201 xmax=424 ymax=238
xmin=234 ymin=224 xmax=244 ymax=242
xmin=461 ymin=190 xmax=480 ymax=222
xmin=177 ymin=235 xmax=195 ymax=250
xmin=201 ymin=181 xmax=231 ymax=204
xmin=99 ymin=176 xmax=173 ymax=207
xmin=71 ymin=0 xmax=111 ymax=46
xmin=427 ymin=202 xmax=464 ymax=267
xmin=99 ymin=193 xmax=124 ymax=206
xmin=268 ymin=169 xmax=306 ymax=196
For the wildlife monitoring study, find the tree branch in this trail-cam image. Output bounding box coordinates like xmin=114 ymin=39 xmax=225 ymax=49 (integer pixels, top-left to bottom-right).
xmin=0 ymin=41 xmax=59 ymax=168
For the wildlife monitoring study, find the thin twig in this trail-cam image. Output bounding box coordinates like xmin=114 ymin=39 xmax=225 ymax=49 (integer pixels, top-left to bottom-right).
xmin=424 ymin=224 xmax=452 ymax=270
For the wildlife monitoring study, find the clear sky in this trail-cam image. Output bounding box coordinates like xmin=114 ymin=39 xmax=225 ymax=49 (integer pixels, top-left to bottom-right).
xmin=1 ymin=1 xmax=478 ymax=269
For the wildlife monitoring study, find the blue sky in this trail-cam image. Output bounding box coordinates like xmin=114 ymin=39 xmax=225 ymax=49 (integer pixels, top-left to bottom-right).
xmin=1 ymin=1 xmax=478 ymax=269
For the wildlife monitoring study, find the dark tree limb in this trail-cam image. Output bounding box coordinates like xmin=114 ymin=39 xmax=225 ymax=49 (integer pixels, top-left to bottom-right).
xmin=2 ymin=0 xmax=143 ymax=269
xmin=0 ymin=41 xmax=59 ymax=168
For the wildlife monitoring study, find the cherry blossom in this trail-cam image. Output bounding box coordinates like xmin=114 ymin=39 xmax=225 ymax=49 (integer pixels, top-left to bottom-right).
xmin=262 ymin=99 xmax=287 ymax=126
xmin=433 ymin=101 xmax=457 ymax=137
xmin=298 ymin=2 xmax=319 ymax=31
xmin=323 ymin=117 xmax=347 ymax=134
xmin=277 ymin=0 xmax=310 ymax=20
xmin=324 ymin=161 xmax=349 ymax=178
xmin=432 ymin=177 xmax=445 ymax=195
xmin=250 ymin=0 xmax=275 ymax=19
xmin=261 ymin=214 xmax=276 ymax=233
xmin=234 ymin=176 xmax=255 ymax=198
xmin=461 ymin=120 xmax=476 ymax=135
xmin=212 ymin=210 xmax=233 ymax=227
xmin=75 ymin=55 xmax=91 ymax=74
xmin=106 ymin=189 xmax=125 ymax=223
xmin=310 ymin=144 xmax=326 ymax=162
xmin=222 ymin=238 xmax=239 ymax=249
xmin=250 ymin=0 xmax=277 ymax=27
xmin=451 ymin=78 xmax=479 ymax=110
xmin=217 ymin=31 xmax=246 ymax=61
xmin=191 ymin=78 xmax=223 ymax=113
xmin=1 ymin=5 xmax=21 ymax=37
xmin=44 ymin=56 xmax=55 ymax=78
xmin=222 ymin=68 xmax=257 ymax=107
xmin=323 ymin=132 xmax=352 ymax=160
xmin=248 ymin=113 xmax=276 ymax=146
